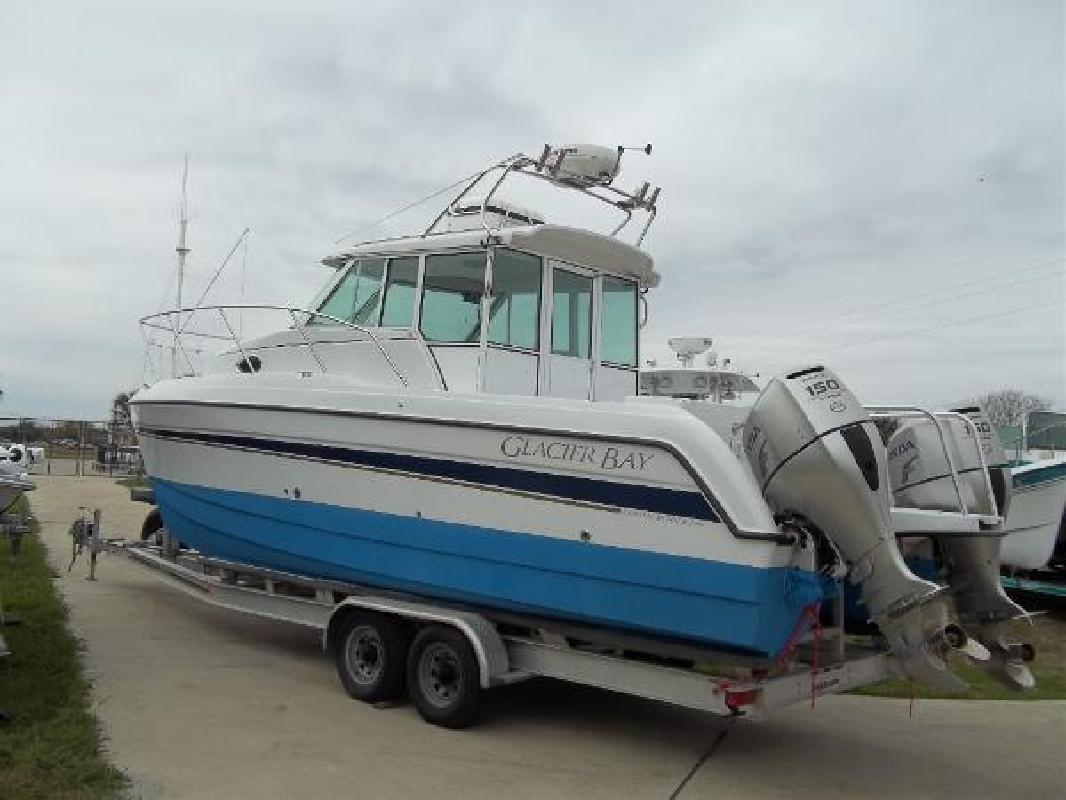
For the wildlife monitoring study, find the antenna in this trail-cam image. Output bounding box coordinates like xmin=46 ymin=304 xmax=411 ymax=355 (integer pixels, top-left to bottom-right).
xmin=172 ymin=155 xmax=191 ymax=378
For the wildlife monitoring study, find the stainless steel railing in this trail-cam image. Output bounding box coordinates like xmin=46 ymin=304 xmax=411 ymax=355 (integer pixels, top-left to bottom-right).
xmin=865 ymin=405 xmax=997 ymax=519
xmin=139 ymin=304 xmax=411 ymax=388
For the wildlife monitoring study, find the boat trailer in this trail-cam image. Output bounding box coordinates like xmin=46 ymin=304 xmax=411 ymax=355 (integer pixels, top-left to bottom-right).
xmin=69 ymin=509 xmax=893 ymax=728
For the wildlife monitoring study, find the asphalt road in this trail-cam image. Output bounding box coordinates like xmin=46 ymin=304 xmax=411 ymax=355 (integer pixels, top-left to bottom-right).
xmin=31 ymin=477 xmax=1066 ymax=799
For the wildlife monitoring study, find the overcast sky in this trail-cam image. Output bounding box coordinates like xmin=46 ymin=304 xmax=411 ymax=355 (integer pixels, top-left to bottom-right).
xmin=1 ymin=0 xmax=1062 ymax=420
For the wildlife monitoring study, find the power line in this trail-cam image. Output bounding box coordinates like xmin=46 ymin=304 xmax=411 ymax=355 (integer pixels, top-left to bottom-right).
xmin=774 ymin=255 xmax=1064 ymax=336
xmin=822 ymin=298 xmax=1065 ymax=357
xmin=793 ymin=263 xmax=1063 ymax=339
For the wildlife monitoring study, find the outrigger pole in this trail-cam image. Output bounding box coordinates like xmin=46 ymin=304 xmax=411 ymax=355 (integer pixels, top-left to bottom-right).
xmin=172 ymin=155 xmax=191 ymax=378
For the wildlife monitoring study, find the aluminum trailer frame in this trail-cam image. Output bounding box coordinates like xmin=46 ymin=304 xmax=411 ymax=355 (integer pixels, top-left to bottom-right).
xmin=90 ymin=531 xmax=893 ymax=723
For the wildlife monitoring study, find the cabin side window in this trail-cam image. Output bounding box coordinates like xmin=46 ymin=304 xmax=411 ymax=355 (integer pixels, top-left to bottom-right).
xmin=551 ymin=268 xmax=592 ymax=359
xmin=315 ymin=258 xmax=385 ymax=325
xmin=419 ymin=252 xmax=486 ymax=343
xmin=488 ymin=249 xmax=541 ymax=351
xmin=600 ymin=276 xmax=638 ymax=367
xmin=380 ymin=257 xmax=419 ymax=327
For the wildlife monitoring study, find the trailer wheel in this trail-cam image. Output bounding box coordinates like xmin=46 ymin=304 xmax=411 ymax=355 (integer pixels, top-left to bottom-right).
xmin=335 ymin=611 xmax=409 ymax=703
xmin=407 ymin=625 xmax=483 ymax=729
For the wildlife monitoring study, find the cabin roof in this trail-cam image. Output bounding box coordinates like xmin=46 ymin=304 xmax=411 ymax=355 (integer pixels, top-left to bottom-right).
xmin=322 ymin=224 xmax=659 ymax=287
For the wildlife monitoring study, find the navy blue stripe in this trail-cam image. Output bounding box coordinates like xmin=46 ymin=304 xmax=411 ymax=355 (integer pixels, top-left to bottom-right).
xmin=142 ymin=427 xmax=720 ymax=522
xmin=1013 ymin=461 xmax=1066 ymax=490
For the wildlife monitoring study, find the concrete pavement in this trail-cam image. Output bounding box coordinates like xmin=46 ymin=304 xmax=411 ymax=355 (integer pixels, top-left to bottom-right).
xmin=30 ymin=476 xmax=1066 ymax=799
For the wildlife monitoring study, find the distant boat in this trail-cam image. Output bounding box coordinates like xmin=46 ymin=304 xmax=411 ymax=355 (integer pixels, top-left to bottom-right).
xmin=0 ymin=444 xmax=34 ymax=513
xmin=1000 ymin=455 xmax=1066 ymax=571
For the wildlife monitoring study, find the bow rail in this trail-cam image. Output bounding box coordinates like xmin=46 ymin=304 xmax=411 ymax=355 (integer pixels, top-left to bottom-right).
xmin=139 ymin=304 xmax=411 ymax=388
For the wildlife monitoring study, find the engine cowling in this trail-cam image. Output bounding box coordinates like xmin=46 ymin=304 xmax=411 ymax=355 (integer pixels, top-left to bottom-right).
xmin=887 ymin=406 xmax=1009 ymax=518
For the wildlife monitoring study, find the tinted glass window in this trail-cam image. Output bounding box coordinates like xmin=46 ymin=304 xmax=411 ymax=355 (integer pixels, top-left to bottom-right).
xmin=350 ymin=259 xmax=385 ymax=325
xmin=380 ymin=257 xmax=419 ymax=327
xmin=419 ymin=252 xmax=486 ymax=343
xmin=600 ymin=277 xmax=637 ymax=366
xmin=551 ymin=268 xmax=592 ymax=359
xmin=316 ymin=259 xmax=386 ymax=325
xmin=488 ymin=249 xmax=541 ymax=350
xmin=315 ymin=262 xmax=355 ymax=322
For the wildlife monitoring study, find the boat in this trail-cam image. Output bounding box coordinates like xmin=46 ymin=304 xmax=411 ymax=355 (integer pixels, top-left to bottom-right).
xmin=131 ymin=143 xmax=1026 ymax=685
xmin=0 ymin=444 xmax=34 ymax=513
xmin=639 ymin=337 xmax=759 ymax=402
xmin=999 ymin=455 xmax=1066 ymax=571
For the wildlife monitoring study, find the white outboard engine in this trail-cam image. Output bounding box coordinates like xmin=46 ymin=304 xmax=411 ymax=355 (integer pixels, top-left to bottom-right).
xmin=744 ymin=366 xmax=961 ymax=687
xmin=887 ymin=407 xmax=1033 ymax=688
xmin=888 ymin=407 xmax=1008 ymax=518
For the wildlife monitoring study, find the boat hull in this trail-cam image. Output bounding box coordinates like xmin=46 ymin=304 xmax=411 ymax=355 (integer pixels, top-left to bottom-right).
xmin=1000 ymin=459 xmax=1066 ymax=570
xmin=152 ymin=476 xmax=817 ymax=657
xmin=133 ymin=385 xmax=822 ymax=659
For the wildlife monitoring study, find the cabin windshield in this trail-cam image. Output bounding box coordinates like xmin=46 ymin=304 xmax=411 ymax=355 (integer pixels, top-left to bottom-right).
xmin=307 ymin=243 xmax=638 ymax=398
xmin=313 ymin=258 xmax=385 ymax=325
xmin=419 ymin=252 xmax=486 ymax=342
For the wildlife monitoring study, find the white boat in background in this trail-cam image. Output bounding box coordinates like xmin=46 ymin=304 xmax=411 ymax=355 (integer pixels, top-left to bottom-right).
xmin=1000 ymin=455 xmax=1066 ymax=571
xmin=130 ymin=142 xmax=1035 ymax=698
xmin=0 ymin=444 xmax=34 ymax=513
xmin=640 ymin=337 xmax=759 ymax=403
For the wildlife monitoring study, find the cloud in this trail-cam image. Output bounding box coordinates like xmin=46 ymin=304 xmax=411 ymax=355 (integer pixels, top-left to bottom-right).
xmin=0 ymin=0 xmax=1061 ymax=419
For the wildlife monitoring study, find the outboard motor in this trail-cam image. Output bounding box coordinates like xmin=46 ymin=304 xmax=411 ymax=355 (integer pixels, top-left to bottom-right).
xmin=888 ymin=407 xmax=1008 ymax=517
xmin=744 ymin=366 xmax=962 ymax=688
xmin=887 ymin=407 xmax=1033 ymax=688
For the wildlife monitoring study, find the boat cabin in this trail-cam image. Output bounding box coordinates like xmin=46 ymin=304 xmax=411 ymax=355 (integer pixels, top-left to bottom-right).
xmin=299 ymin=218 xmax=657 ymax=401
xmin=182 ymin=144 xmax=664 ymax=402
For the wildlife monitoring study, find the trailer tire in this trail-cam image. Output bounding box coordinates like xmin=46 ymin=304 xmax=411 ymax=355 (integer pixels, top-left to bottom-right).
xmin=335 ymin=611 xmax=409 ymax=704
xmin=407 ymin=625 xmax=483 ymax=729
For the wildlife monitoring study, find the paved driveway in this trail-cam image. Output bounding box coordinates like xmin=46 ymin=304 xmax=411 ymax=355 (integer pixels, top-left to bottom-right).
xmin=31 ymin=477 xmax=1066 ymax=799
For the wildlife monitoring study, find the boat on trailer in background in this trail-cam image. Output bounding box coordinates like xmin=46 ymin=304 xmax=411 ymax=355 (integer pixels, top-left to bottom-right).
xmin=1000 ymin=457 xmax=1066 ymax=571
xmin=996 ymin=413 xmax=1066 ymax=574
xmin=130 ymin=143 xmax=1036 ymax=725
xmin=0 ymin=444 xmax=35 ymax=514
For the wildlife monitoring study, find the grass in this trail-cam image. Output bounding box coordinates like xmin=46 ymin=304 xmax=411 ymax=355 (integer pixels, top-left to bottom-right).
xmin=851 ymin=600 xmax=1066 ymax=700
xmin=0 ymin=496 xmax=127 ymax=800
xmin=113 ymin=476 xmax=148 ymax=490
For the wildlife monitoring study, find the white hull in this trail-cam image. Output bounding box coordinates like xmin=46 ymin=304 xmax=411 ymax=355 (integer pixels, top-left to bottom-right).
xmin=1000 ymin=458 xmax=1066 ymax=570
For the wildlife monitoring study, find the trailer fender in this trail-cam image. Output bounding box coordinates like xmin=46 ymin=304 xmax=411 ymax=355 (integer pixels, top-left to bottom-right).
xmin=325 ymin=597 xmax=511 ymax=689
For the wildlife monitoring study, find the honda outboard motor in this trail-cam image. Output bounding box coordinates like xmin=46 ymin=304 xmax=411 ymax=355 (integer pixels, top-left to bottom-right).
xmin=744 ymin=366 xmax=961 ymax=688
xmin=887 ymin=407 xmax=1033 ymax=688
xmin=888 ymin=408 xmax=1008 ymax=517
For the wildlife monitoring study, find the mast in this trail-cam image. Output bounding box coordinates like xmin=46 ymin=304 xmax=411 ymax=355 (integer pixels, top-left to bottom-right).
xmin=172 ymin=155 xmax=191 ymax=377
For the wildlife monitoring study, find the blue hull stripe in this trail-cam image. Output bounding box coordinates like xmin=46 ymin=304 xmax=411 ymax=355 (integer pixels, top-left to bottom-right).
xmin=151 ymin=477 xmax=823 ymax=657
xmin=1013 ymin=461 xmax=1066 ymax=491
xmin=141 ymin=427 xmax=719 ymax=522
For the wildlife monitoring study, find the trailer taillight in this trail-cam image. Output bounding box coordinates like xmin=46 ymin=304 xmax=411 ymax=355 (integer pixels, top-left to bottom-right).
xmin=724 ymin=688 xmax=760 ymax=713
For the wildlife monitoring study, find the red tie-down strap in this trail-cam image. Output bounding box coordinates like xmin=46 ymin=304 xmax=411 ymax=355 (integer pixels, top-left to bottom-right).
xmin=769 ymin=602 xmax=824 ymax=707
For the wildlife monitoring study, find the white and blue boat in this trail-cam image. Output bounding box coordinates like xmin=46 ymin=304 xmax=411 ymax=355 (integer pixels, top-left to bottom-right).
xmin=131 ymin=144 xmax=976 ymax=675
xmin=1000 ymin=455 xmax=1066 ymax=571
